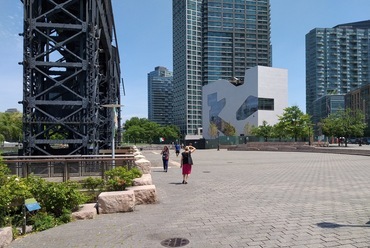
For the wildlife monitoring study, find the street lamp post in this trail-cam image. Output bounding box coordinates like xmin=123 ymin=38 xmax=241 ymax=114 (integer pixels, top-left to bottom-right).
xmin=217 ymin=131 xmax=220 ymax=151
xmin=101 ymin=104 xmax=122 ymax=168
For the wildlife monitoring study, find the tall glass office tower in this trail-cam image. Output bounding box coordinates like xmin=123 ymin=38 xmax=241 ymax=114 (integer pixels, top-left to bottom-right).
xmin=173 ymin=0 xmax=272 ymax=135
xmin=306 ymin=20 xmax=370 ymax=120
xmin=148 ymin=66 xmax=173 ymax=126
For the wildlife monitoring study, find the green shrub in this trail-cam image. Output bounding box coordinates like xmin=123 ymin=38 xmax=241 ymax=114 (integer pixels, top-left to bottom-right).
xmin=0 ymin=176 xmax=33 ymax=227
xmin=31 ymin=212 xmax=57 ymax=231
xmin=0 ymin=157 xmax=10 ymax=185
xmin=0 ymin=158 xmax=142 ymax=231
xmin=81 ymin=191 xmax=100 ymax=203
xmin=57 ymin=208 xmax=72 ymax=224
xmin=129 ymin=167 xmax=143 ymax=179
xmin=104 ymin=166 xmax=142 ymax=191
xmin=81 ymin=177 xmax=105 ymax=191
xmin=25 ymin=176 xmax=87 ymax=218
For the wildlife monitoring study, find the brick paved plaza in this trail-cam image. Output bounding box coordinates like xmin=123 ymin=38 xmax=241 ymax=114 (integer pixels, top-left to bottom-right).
xmin=9 ymin=149 xmax=370 ymax=248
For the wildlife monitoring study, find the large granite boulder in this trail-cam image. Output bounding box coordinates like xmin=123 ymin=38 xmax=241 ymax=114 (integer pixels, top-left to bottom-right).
xmin=134 ymin=158 xmax=151 ymax=174
xmin=134 ymin=154 xmax=145 ymax=160
xmin=133 ymin=151 xmax=142 ymax=156
xmin=98 ymin=190 xmax=135 ymax=214
xmin=133 ymin=174 xmax=152 ymax=186
xmin=128 ymin=185 xmax=157 ymax=205
xmin=72 ymin=203 xmax=97 ymax=220
xmin=0 ymin=227 xmax=13 ymax=248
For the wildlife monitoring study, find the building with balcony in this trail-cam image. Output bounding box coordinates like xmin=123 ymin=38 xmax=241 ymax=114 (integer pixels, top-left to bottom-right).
xmin=306 ymin=20 xmax=370 ymax=122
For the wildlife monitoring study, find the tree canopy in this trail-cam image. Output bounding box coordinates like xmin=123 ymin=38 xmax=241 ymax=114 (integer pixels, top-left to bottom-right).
xmin=0 ymin=112 xmax=22 ymax=142
xmin=123 ymin=118 xmax=180 ymax=144
xmin=251 ymin=120 xmax=272 ymax=141
xmin=208 ymin=122 xmax=218 ymax=138
xmin=277 ymin=106 xmax=312 ymax=141
xmin=250 ymin=106 xmax=312 ymax=142
xmin=320 ymin=108 xmax=366 ymax=146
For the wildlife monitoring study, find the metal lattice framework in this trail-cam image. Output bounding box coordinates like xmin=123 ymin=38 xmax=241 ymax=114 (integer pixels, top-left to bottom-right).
xmin=21 ymin=0 xmax=121 ymax=156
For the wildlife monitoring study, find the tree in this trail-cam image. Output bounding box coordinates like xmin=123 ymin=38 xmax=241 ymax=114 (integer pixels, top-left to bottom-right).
xmin=124 ymin=117 xmax=149 ymax=130
xmin=243 ymin=123 xmax=253 ymax=136
xmin=166 ymin=125 xmax=181 ymax=141
xmin=158 ymin=125 xmax=180 ymax=143
xmin=321 ymin=108 xmax=366 ymax=147
xmin=143 ymin=121 xmax=161 ymax=144
xmin=124 ymin=126 xmax=145 ymax=145
xmin=208 ymin=122 xmax=218 ymax=138
xmin=251 ymin=120 xmax=272 ymax=142
xmin=271 ymin=121 xmax=287 ymax=141
xmin=0 ymin=112 xmax=22 ymax=142
xmin=277 ymin=106 xmax=312 ymax=142
xmin=122 ymin=117 xmax=181 ymax=144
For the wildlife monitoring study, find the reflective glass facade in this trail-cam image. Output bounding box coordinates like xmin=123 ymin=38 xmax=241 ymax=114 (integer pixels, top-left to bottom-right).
xmin=148 ymin=66 xmax=173 ymax=126
xmin=173 ymin=0 xmax=272 ymax=135
xmin=306 ymin=20 xmax=370 ymax=121
xmin=345 ymin=84 xmax=370 ymax=135
xmin=312 ymin=95 xmax=345 ymax=124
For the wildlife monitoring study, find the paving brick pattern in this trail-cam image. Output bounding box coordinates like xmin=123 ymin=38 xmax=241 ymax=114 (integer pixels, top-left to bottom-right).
xmin=9 ymin=149 xmax=370 ymax=248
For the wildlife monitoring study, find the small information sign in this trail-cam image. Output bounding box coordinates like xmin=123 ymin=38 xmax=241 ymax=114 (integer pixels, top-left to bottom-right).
xmin=25 ymin=198 xmax=41 ymax=212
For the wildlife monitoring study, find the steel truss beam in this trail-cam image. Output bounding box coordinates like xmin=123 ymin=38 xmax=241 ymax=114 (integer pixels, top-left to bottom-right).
xmin=21 ymin=0 xmax=121 ymax=156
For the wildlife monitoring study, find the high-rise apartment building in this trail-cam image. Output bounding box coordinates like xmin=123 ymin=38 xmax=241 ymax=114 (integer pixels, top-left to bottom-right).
xmin=306 ymin=20 xmax=370 ymax=123
xmin=173 ymin=0 xmax=272 ymax=135
xmin=148 ymin=66 xmax=174 ymax=126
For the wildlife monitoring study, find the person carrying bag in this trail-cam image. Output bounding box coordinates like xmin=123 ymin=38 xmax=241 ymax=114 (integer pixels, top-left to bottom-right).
xmin=180 ymin=145 xmax=196 ymax=184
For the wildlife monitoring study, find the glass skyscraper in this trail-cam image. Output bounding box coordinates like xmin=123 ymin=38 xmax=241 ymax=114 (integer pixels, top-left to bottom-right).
xmin=173 ymin=0 xmax=272 ymax=135
xmin=148 ymin=66 xmax=173 ymax=126
xmin=306 ymin=20 xmax=370 ymax=122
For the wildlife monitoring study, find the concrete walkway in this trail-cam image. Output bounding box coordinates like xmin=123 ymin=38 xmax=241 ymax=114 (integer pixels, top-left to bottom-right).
xmin=9 ymin=149 xmax=370 ymax=248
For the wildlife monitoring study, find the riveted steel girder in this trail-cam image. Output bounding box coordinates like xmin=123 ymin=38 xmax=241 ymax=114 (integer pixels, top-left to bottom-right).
xmin=21 ymin=0 xmax=121 ymax=156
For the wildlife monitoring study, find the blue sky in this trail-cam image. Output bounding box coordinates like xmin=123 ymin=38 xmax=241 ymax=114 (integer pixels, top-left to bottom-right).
xmin=1 ymin=1 xmax=370 ymax=122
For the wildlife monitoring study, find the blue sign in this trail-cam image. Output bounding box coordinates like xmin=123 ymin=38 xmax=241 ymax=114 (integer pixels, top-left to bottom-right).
xmin=25 ymin=198 xmax=41 ymax=212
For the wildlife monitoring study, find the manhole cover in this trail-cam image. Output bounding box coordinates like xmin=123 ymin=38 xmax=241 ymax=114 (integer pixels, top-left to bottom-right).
xmin=161 ymin=238 xmax=189 ymax=247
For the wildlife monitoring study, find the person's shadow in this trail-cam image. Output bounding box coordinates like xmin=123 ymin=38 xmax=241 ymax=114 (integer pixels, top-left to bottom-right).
xmin=169 ymin=182 xmax=184 ymax=185
xmin=317 ymin=221 xmax=370 ymax=228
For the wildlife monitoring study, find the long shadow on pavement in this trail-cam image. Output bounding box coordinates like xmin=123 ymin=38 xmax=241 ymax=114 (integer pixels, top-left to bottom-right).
xmin=317 ymin=222 xmax=370 ymax=228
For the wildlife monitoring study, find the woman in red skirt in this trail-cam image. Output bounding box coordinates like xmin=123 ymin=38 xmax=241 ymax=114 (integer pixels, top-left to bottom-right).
xmin=180 ymin=145 xmax=196 ymax=184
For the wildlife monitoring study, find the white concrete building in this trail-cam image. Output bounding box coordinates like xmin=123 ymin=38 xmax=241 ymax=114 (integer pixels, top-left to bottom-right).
xmin=202 ymin=66 xmax=288 ymax=139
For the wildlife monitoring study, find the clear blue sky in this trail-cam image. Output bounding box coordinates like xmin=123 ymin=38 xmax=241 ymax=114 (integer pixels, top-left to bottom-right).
xmin=1 ymin=0 xmax=370 ymax=122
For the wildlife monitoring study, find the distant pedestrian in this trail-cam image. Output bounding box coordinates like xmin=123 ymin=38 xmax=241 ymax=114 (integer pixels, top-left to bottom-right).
xmin=175 ymin=143 xmax=181 ymax=157
xmin=161 ymin=146 xmax=170 ymax=172
xmin=180 ymin=145 xmax=196 ymax=184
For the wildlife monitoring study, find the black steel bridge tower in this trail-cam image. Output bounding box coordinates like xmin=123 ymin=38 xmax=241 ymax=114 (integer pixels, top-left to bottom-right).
xmin=20 ymin=0 xmax=121 ymax=156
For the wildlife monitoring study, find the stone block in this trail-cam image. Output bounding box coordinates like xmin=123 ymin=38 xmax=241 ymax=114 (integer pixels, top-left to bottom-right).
xmin=134 ymin=158 xmax=151 ymax=174
xmin=72 ymin=203 xmax=97 ymax=220
xmin=133 ymin=151 xmax=142 ymax=156
xmin=0 ymin=227 xmax=13 ymax=248
xmin=128 ymin=185 xmax=157 ymax=205
xmin=134 ymin=154 xmax=145 ymax=160
xmin=133 ymin=174 xmax=152 ymax=186
xmin=98 ymin=190 xmax=135 ymax=214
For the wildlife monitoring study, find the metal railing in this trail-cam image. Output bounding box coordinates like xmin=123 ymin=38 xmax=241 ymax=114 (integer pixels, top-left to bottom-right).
xmin=3 ymin=155 xmax=135 ymax=182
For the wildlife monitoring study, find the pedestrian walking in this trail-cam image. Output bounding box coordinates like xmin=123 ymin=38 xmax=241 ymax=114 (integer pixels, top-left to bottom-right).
xmin=175 ymin=143 xmax=181 ymax=157
xmin=180 ymin=145 xmax=196 ymax=184
xmin=161 ymin=146 xmax=170 ymax=172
